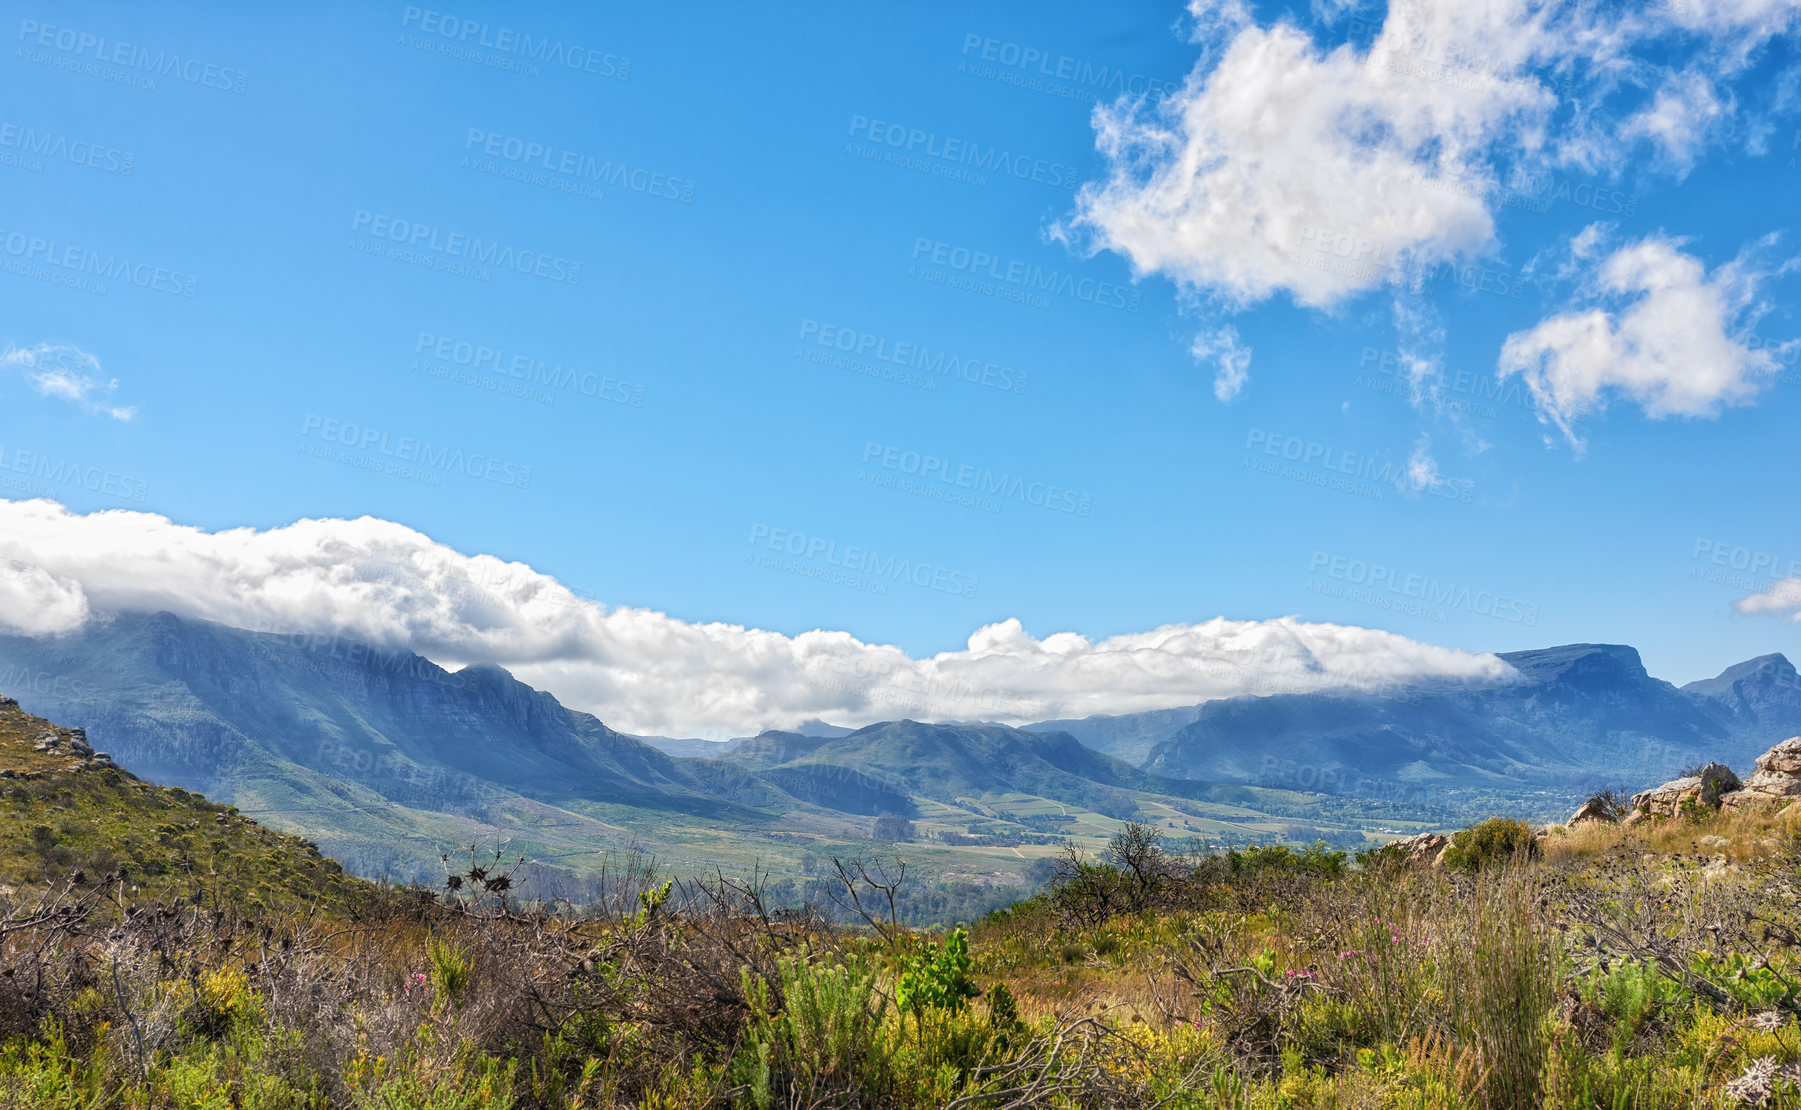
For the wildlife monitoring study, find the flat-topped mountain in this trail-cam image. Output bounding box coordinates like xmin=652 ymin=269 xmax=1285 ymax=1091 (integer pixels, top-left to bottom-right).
xmin=1141 ymin=644 xmax=1801 ymax=793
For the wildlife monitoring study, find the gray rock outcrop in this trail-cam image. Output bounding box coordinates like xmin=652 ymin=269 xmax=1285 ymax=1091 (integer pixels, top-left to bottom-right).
xmin=1721 ymin=737 xmax=1801 ymax=809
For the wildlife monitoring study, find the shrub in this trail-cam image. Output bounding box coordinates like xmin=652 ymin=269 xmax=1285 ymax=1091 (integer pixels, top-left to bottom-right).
xmin=426 ymin=932 xmax=471 ymax=1006
xmin=1442 ymin=818 xmax=1538 ymax=873
xmin=1442 ymin=874 xmax=1555 ymax=1110
xmin=984 ymin=982 xmax=1019 ymax=1030
xmin=896 ymin=928 xmax=980 ymax=1017
xmin=732 ymin=955 xmax=895 ymax=1108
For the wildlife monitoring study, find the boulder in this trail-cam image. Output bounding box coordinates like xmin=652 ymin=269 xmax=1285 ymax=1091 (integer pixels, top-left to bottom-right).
xmin=1388 ymin=832 xmax=1451 ymax=867
xmin=1631 ymin=776 xmax=1702 ymax=817
xmin=1567 ymin=797 xmax=1617 ymax=827
xmin=1721 ymin=737 xmax=1801 ymax=810
xmin=1632 ymin=764 xmax=1742 ymax=817
xmin=1758 ymin=737 xmax=1801 ymax=776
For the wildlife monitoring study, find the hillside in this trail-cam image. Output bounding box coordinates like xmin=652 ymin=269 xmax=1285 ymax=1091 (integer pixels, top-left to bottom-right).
xmin=1142 ymin=644 xmax=1801 ymax=796
xmin=12 ymin=615 xmax=1796 ymax=909
xmin=0 ymin=695 xmax=369 ymax=914
xmin=0 ymin=612 xmax=1384 ymax=905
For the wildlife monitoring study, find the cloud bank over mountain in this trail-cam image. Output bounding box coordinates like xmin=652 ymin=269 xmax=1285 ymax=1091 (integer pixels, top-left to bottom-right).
xmin=0 ymin=498 xmax=1515 ymax=737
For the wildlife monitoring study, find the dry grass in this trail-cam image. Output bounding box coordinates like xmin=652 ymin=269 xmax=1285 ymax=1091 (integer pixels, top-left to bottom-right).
xmin=1539 ymin=801 xmax=1801 ymax=865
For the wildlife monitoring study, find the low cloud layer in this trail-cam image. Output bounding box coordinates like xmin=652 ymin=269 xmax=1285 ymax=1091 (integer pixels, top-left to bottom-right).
xmin=0 ymin=499 xmax=1516 ymax=738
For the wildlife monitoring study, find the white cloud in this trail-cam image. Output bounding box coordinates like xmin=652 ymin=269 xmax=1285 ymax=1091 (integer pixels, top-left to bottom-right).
xmin=1497 ymin=229 xmax=1793 ymax=447
xmin=1192 ymin=325 xmax=1252 ymax=400
xmin=0 ymin=560 xmax=89 ymax=636
xmin=1621 ymin=70 xmax=1728 ymax=171
xmin=0 ymin=499 xmax=1518 ymax=738
xmin=1405 ymin=436 xmax=1441 ymax=489
xmin=1660 ymin=0 xmax=1801 ymax=63
xmin=1736 ymin=578 xmax=1801 ymax=621
xmin=2 ymin=344 xmax=136 ymax=421
xmin=1059 ymin=0 xmax=1792 ymax=325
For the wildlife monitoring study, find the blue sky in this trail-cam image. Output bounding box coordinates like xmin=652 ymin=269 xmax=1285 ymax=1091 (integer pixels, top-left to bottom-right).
xmin=3 ymin=0 xmax=1799 ymax=734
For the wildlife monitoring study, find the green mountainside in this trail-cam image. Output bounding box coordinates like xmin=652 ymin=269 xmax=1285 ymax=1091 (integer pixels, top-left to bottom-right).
xmin=0 ymin=695 xmax=370 ymax=914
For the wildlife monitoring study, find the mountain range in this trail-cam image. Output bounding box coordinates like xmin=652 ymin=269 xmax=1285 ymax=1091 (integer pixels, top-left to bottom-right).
xmin=1 ymin=611 xmax=1795 ymax=894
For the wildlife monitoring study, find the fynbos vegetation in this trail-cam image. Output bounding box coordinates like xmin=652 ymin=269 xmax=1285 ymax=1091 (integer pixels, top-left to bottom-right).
xmin=11 ymin=694 xmax=1801 ymax=1107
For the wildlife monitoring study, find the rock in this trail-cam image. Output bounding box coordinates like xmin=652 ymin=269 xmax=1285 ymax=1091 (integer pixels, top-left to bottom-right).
xmin=1568 ymin=797 xmax=1617 ymax=826
xmin=1699 ymin=835 xmax=1732 ymax=851
xmin=1622 ymin=811 xmax=1647 ymax=827
xmin=1389 ymin=832 xmax=1451 ymax=867
xmin=1633 ymin=764 xmax=1742 ymax=817
xmin=1720 ymin=737 xmax=1801 ymax=810
xmin=1758 ymin=737 xmax=1801 ymax=776
xmin=1632 ymin=776 xmax=1703 ymax=817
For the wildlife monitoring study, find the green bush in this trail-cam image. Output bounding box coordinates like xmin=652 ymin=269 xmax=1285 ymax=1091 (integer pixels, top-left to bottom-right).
xmin=895 ymin=929 xmax=980 ymax=1017
xmin=1209 ymin=842 xmax=1347 ymax=880
xmin=1442 ymin=818 xmax=1538 ymax=873
xmin=426 ymin=932 xmax=471 ymax=1005
xmin=732 ymin=956 xmax=896 ymax=1109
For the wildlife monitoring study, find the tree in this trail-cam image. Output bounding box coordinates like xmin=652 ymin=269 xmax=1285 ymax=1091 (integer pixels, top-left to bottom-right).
xmin=871 ymin=813 xmax=915 ymax=842
xmin=1106 ymin=821 xmax=1182 ymax=912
